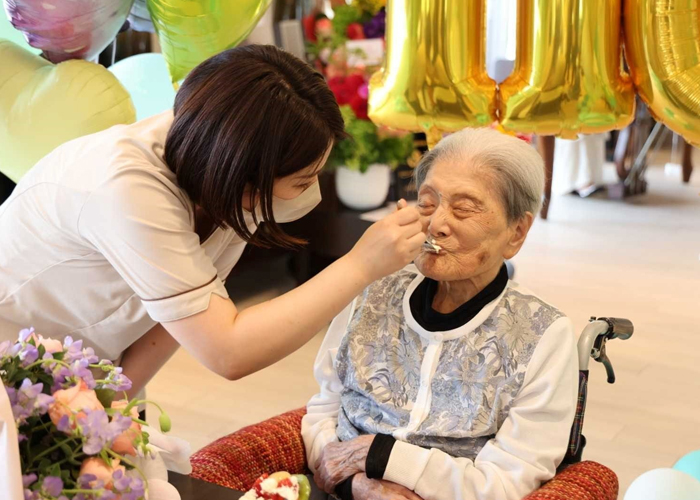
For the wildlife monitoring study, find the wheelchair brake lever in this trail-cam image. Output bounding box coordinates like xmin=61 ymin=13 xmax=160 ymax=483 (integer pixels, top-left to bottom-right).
xmin=595 ymin=343 xmax=616 ymax=384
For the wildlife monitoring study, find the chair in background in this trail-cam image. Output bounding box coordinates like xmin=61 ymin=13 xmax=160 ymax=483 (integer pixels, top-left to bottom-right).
xmin=190 ymin=317 xmax=633 ymax=500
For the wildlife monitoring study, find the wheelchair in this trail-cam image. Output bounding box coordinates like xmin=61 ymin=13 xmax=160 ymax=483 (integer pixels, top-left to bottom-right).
xmin=190 ymin=317 xmax=634 ymax=500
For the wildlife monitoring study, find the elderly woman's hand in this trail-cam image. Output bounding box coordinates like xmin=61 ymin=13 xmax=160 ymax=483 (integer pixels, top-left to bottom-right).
xmin=314 ymin=435 xmax=374 ymax=493
xmin=352 ymin=473 xmax=424 ymax=500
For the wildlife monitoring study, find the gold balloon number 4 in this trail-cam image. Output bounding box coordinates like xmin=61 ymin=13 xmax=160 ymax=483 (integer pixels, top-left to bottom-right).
xmin=370 ymin=0 xmax=700 ymax=147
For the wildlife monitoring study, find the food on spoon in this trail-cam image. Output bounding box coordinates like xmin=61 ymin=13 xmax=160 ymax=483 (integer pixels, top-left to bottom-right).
xmin=423 ymin=236 xmax=442 ymax=253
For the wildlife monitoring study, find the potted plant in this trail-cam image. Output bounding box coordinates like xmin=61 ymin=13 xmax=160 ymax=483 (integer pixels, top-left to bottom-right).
xmin=328 ymin=104 xmax=414 ymax=210
xmin=304 ymin=0 xmax=414 ymax=210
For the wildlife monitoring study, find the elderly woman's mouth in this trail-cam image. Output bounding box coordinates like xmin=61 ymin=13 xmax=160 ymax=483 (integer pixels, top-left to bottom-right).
xmin=423 ymin=238 xmax=443 ymax=254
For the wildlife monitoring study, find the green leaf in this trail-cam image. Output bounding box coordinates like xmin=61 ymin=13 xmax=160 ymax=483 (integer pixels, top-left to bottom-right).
xmin=95 ymin=388 xmax=116 ymax=409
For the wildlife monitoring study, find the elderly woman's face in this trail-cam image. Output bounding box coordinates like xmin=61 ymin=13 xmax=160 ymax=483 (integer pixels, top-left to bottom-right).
xmin=415 ymin=159 xmax=526 ymax=282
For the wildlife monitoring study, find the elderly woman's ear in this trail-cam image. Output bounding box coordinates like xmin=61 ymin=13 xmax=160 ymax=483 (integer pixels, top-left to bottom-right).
xmin=503 ymin=212 xmax=535 ymax=260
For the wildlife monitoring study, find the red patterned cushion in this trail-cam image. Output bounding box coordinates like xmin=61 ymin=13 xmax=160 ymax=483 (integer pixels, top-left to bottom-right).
xmin=191 ymin=408 xmax=309 ymax=491
xmin=191 ymin=409 xmax=618 ymax=500
xmin=522 ymin=461 xmax=619 ymax=500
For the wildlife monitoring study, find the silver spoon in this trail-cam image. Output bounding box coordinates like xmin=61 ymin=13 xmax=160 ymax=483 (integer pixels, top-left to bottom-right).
xmin=423 ymin=236 xmax=441 ymax=254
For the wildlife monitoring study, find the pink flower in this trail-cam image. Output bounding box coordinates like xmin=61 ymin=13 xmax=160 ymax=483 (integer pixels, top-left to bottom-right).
xmin=34 ymin=334 xmax=63 ymax=354
xmin=49 ymin=381 xmax=104 ymax=428
xmin=315 ymin=18 xmax=333 ymax=39
xmin=110 ymin=400 xmax=142 ymax=456
xmin=79 ymin=457 xmax=125 ymax=488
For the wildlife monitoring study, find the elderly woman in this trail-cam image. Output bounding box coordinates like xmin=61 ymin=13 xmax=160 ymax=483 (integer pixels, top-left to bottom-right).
xmin=301 ymin=128 xmax=578 ymax=500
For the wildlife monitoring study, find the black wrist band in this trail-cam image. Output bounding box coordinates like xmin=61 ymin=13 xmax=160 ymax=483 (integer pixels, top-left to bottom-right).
xmin=335 ymin=475 xmax=355 ymax=500
xmin=365 ymin=433 xmax=397 ymax=480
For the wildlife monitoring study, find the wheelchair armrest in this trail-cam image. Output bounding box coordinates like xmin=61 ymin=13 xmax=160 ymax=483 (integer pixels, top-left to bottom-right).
xmin=190 ymin=408 xmax=309 ymax=491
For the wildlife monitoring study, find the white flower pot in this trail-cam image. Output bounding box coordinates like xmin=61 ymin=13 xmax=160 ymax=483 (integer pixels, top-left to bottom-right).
xmin=335 ymin=164 xmax=391 ymax=211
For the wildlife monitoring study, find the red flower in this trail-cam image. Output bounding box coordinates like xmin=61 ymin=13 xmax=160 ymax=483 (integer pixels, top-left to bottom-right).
xmin=303 ymin=14 xmax=318 ymax=42
xmin=349 ymin=94 xmax=369 ymax=120
xmin=328 ymin=75 xmax=367 ymax=106
xmin=346 ymin=22 xmax=365 ymax=40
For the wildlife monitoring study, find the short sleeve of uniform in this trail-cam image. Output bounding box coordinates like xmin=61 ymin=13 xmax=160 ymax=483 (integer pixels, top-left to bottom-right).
xmin=77 ymin=168 xmax=229 ymax=323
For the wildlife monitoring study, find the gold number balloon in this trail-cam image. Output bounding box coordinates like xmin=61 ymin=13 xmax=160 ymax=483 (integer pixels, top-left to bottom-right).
xmin=368 ymin=0 xmax=496 ymax=147
xmin=147 ymin=0 xmax=272 ymax=83
xmin=497 ymin=0 xmax=635 ymax=138
xmin=624 ymin=0 xmax=700 ymax=147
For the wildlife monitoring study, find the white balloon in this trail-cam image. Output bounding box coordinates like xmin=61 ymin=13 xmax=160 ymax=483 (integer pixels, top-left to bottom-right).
xmin=624 ymin=468 xmax=700 ymax=500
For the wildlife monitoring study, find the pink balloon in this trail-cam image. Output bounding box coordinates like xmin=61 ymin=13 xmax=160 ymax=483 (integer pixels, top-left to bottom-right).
xmin=4 ymin=0 xmax=133 ymax=62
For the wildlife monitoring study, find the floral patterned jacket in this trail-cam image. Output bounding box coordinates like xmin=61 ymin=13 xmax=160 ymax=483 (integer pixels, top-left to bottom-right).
xmin=302 ymin=266 xmax=578 ymax=500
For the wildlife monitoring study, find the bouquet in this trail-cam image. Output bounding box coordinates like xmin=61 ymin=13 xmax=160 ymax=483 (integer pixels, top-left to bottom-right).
xmin=1 ymin=328 xmax=174 ymax=500
xmin=304 ymin=1 xmax=414 ymax=174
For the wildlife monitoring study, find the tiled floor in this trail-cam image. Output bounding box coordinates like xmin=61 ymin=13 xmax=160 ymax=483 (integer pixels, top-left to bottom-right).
xmin=147 ymin=152 xmax=700 ymax=498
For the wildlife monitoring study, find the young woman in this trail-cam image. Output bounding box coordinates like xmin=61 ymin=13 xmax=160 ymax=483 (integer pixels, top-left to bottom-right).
xmin=0 ymin=45 xmax=425 ymax=394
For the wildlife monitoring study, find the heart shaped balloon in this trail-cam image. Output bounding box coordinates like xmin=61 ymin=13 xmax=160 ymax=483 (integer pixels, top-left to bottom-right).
xmin=3 ymin=0 xmax=134 ymax=63
xmin=0 ymin=40 xmax=136 ymax=182
xmin=147 ymin=0 xmax=272 ymax=82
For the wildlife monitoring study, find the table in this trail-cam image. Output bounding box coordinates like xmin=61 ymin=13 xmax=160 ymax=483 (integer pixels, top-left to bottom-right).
xmin=170 ymin=473 xmax=244 ymax=500
xmin=169 ymin=473 xmax=328 ymax=500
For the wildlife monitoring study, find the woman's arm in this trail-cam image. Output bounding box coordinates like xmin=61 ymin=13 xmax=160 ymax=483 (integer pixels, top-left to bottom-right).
xmin=301 ymin=302 xmax=353 ymax=473
xmin=120 ymin=323 xmax=180 ymax=398
xmin=374 ymin=317 xmax=579 ymax=500
xmin=162 ymin=207 xmax=424 ymax=381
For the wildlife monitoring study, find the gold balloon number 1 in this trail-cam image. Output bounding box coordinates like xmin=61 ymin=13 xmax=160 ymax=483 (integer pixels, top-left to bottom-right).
xmin=370 ymin=0 xmax=700 ymax=147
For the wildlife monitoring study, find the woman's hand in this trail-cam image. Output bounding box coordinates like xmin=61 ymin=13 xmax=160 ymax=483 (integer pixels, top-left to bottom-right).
xmin=314 ymin=435 xmax=374 ymax=493
xmin=352 ymin=473 xmax=424 ymax=500
xmin=346 ymin=201 xmax=425 ymax=283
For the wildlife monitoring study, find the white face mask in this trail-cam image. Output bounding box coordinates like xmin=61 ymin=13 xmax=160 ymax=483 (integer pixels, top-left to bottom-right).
xmin=246 ymin=181 xmax=322 ymax=226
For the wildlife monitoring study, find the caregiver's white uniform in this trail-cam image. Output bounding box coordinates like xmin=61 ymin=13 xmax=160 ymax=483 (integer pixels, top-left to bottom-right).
xmin=0 ymin=111 xmax=320 ymax=360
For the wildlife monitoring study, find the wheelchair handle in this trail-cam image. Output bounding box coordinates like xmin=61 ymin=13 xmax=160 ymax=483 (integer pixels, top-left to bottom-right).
xmin=602 ymin=317 xmax=634 ymax=340
xmin=577 ymin=317 xmax=633 ymax=378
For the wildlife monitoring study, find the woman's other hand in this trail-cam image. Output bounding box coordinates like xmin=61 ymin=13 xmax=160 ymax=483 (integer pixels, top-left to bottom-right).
xmin=352 ymin=473 xmax=424 ymax=500
xmin=347 ymin=201 xmax=425 ymax=283
xmin=314 ymin=435 xmax=374 ymax=493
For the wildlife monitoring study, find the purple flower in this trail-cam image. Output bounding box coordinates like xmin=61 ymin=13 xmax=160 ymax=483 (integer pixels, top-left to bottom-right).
xmin=18 ymin=327 xmax=35 ymax=343
xmin=42 ymin=476 xmax=64 ymax=497
xmin=363 ymin=8 xmax=386 ymax=38
xmin=77 ymin=409 xmax=133 ymax=455
xmin=75 ymin=474 xmax=119 ymax=500
xmin=8 ymin=379 xmax=54 ymax=424
xmin=63 ymin=337 xmax=99 ymax=365
xmin=57 ymin=415 xmax=72 ymax=433
xmin=22 ymin=474 xmax=38 ymax=488
xmin=24 ymin=490 xmax=38 ymax=500
xmin=71 ymin=358 xmax=96 ymax=389
xmin=102 ymin=367 xmax=132 ymax=392
xmin=18 ymin=343 xmax=39 ymax=366
xmin=112 ymin=470 xmax=145 ymax=500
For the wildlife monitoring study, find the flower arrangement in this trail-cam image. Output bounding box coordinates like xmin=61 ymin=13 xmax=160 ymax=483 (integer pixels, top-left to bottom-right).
xmin=304 ymin=0 xmax=414 ymax=174
xmin=1 ymin=328 xmax=171 ymax=500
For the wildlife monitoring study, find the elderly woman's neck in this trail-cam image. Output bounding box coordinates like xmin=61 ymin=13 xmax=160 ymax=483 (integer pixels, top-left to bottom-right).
xmin=432 ymin=263 xmax=503 ymax=314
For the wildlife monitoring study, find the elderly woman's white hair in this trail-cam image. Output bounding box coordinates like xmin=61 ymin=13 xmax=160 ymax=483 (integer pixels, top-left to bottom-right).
xmin=414 ymin=128 xmax=545 ymax=221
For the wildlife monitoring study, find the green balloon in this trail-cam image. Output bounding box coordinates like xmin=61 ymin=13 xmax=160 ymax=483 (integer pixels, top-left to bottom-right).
xmin=147 ymin=0 xmax=272 ymax=83
xmin=0 ymin=14 xmax=41 ymax=55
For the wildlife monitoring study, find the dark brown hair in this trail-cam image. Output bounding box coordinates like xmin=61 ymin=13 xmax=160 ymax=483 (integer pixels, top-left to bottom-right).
xmin=165 ymin=45 xmax=345 ymax=248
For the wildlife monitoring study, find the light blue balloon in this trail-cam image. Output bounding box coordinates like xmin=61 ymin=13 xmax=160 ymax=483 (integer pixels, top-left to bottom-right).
xmin=674 ymin=450 xmax=700 ymax=483
xmin=1 ymin=12 xmax=41 ymax=55
xmin=109 ymin=53 xmax=176 ymax=121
